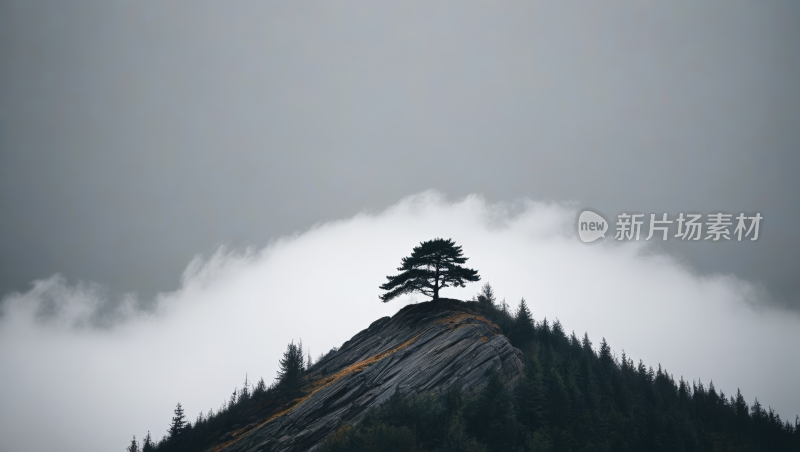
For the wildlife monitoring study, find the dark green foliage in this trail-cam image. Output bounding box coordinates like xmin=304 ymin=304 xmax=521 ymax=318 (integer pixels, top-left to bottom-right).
xmin=515 ymin=357 xmax=547 ymax=432
xmin=321 ymin=384 xmax=493 ymax=452
xmin=319 ymin=288 xmax=800 ymax=452
xmin=466 ymin=367 xmax=521 ymax=451
xmin=379 ymin=238 xmax=480 ymax=302
xmin=136 ymin=338 xmax=303 ymax=452
xmin=322 ymin=422 xmax=419 ymax=452
xmin=598 ymin=337 xmax=612 ymax=365
xmin=138 ymin=285 xmax=800 ymax=452
xmin=239 ymin=374 xmax=250 ymax=402
xmin=277 ymin=340 xmax=305 ymax=393
xmin=168 ymin=403 xmax=186 ymax=438
xmin=475 ymin=282 xmax=496 ymax=307
xmin=254 ymin=377 xmax=267 ymax=395
xmin=126 ymin=435 xmax=140 ymax=452
xmin=141 ymin=431 xmax=155 ymax=452
xmin=510 ymin=298 xmax=535 ymax=347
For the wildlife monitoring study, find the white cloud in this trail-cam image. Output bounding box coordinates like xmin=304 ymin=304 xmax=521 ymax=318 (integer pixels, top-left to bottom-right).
xmin=1 ymin=191 xmax=798 ymax=451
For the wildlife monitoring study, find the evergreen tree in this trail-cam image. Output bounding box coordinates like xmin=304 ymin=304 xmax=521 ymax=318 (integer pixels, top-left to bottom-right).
xmin=126 ymin=435 xmax=140 ymax=452
xmin=229 ymin=387 xmax=238 ymax=409
xmin=735 ymin=388 xmax=751 ymax=431
xmin=539 ymin=318 xmax=550 ymax=336
xmin=476 ymin=282 xmax=496 ymax=307
xmin=379 ymin=238 xmax=480 ymax=302
xmin=546 ymin=367 xmax=572 ymax=428
xmin=678 ymin=376 xmax=690 ymax=406
xmin=514 ymin=357 xmax=546 ymax=431
xmin=581 ymin=332 xmax=593 ymax=355
xmin=468 ymin=368 xmax=519 ymax=451
xmin=598 ymin=337 xmax=612 ymax=364
xmin=240 ymin=374 xmax=250 ymax=402
xmin=512 ymin=298 xmax=535 ymax=346
xmin=277 ymin=340 xmax=306 ymax=392
xmin=255 ymin=377 xmax=267 ymax=395
xmin=168 ymin=403 xmax=186 ymax=438
xmin=142 ymin=431 xmax=155 ymax=452
xmin=499 ymin=299 xmax=510 ymax=316
xmin=551 ymin=319 xmax=565 ymax=340
xmin=569 ymin=330 xmax=580 ymax=349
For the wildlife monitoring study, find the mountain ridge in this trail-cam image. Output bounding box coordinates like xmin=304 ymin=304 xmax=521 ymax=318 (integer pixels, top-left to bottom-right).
xmin=214 ymin=299 xmax=524 ymax=451
xmin=136 ymin=297 xmax=800 ymax=452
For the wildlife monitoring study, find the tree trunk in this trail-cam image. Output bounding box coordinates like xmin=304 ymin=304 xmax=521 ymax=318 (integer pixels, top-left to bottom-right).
xmin=433 ymin=260 xmax=440 ymax=300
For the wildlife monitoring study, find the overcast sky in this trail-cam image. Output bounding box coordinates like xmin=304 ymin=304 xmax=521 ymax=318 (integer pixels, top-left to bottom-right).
xmin=1 ymin=2 xmax=799 ymax=451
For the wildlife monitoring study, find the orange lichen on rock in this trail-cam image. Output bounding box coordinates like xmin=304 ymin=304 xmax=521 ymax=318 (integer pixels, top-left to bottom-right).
xmin=436 ymin=312 xmax=499 ymax=331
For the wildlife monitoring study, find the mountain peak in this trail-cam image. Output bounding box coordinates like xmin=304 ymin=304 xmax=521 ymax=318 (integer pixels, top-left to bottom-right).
xmin=216 ymin=299 xmax=522 ymax=451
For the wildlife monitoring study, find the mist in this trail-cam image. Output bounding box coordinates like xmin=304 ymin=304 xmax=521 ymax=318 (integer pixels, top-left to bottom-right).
xmin=1 ymin=191 xmax=798 ymax=452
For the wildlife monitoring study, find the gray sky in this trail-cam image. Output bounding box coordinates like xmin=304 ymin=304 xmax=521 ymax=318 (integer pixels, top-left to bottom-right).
xmin=1 ymin=2 xmax=799 ymax=450
xmin=2 ymin=1 xmax=798 ymax=307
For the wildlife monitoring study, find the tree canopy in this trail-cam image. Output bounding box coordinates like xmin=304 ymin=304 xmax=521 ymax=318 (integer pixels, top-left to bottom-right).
xmin=168 ymin=403 xmax=186 ymax=439
xmin=475 ymin=282 xmax=496 ymax=307
xmin=276 ymin=340 xmax=305 ymax=392
xmin=379 ymin=238 xmax=480 ymax=302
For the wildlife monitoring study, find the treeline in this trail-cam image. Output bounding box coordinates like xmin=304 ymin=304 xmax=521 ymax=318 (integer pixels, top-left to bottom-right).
xmin=321 ymin=283 xmax=800 ymax=452
xmin=125 ymin=340 xmax=335 ymax=452
xmin=127 ymin=284 xmax=800 ymax=451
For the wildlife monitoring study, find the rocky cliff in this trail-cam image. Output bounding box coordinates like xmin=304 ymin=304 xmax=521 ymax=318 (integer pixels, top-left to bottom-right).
xmin=215 ymin=299 xmax=524 ymax=452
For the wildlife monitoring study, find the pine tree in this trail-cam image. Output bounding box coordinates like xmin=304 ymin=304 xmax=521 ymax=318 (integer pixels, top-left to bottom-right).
xmin=515 ymin=357 xmax=547 ymax=431
xmin=379 ymin=238 xmax=480 ymax=302
xmin=547 ymin=367 xmax=572 ymax=427
xmin=277 ymin=340 xmax=306 ymax=392
xmin=678 ymin=377 xmax=690 ymax=406
xmin=552 ymin=319 xmax=565 ymax=339
xmin=513 ymin=298 xmax=535 ymax=345
xmin=476 ymin=282 xmax=496 ymax=307
xmin=255 ymin=377 xmax=267 ymax=395
xmin=469 ymin=368 xmax=519 ymax=450
xmin=168 ymin=403 xmax=186 ymax=438
xmin=569 ymin=331 xmax=580 ymax=350
xmin=540 ymin=317 xmax=550 ymax=336
xmin=598 ymin=337 xmax=612 ymax=364
xmin=581 ymin=332 xmax=593 ymax=355
xmin=229 ymin=388 xmax=237 ymax=409
xmin=735 ymin=388 xmax=750 ymax=431
xmin=126 ymin=435 xmax=140 ymax=452
xmin=142 ymin=431 xmax=155 ymax=452
xmin=240 ymin=374 xmax=250 ymax=402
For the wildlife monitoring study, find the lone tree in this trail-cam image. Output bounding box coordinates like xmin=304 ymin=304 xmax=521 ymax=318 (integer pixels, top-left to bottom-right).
xmin=379 ymin=238 xmax=480 ymax=303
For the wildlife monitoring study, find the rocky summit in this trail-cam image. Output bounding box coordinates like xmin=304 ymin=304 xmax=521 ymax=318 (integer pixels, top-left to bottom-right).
xmin=216 ymin=299 xmax=524 ymax=452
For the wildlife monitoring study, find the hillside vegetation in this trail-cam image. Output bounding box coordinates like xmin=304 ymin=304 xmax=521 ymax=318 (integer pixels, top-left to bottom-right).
xmin=128 ymin=288 xmax=800 ymax=452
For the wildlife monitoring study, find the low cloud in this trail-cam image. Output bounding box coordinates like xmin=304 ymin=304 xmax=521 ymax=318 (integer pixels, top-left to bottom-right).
xmin=1 ymin=191 xmax=798 ymax=451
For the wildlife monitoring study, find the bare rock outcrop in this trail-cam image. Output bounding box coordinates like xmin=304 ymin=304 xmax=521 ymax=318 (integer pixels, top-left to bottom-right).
xmin=218 ymin=299 xmax=523 ymax=452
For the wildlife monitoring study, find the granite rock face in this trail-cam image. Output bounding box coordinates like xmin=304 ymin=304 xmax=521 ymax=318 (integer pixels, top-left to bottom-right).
xmin=219 ymin=300 xmax=523 ymax=452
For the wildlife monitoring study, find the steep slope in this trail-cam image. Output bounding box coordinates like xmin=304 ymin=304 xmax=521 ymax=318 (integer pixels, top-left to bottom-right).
xmin=216 ymin=300 xmax=523 ymax=452
xmin=141 ymin=297 xmax=800 ymax=452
